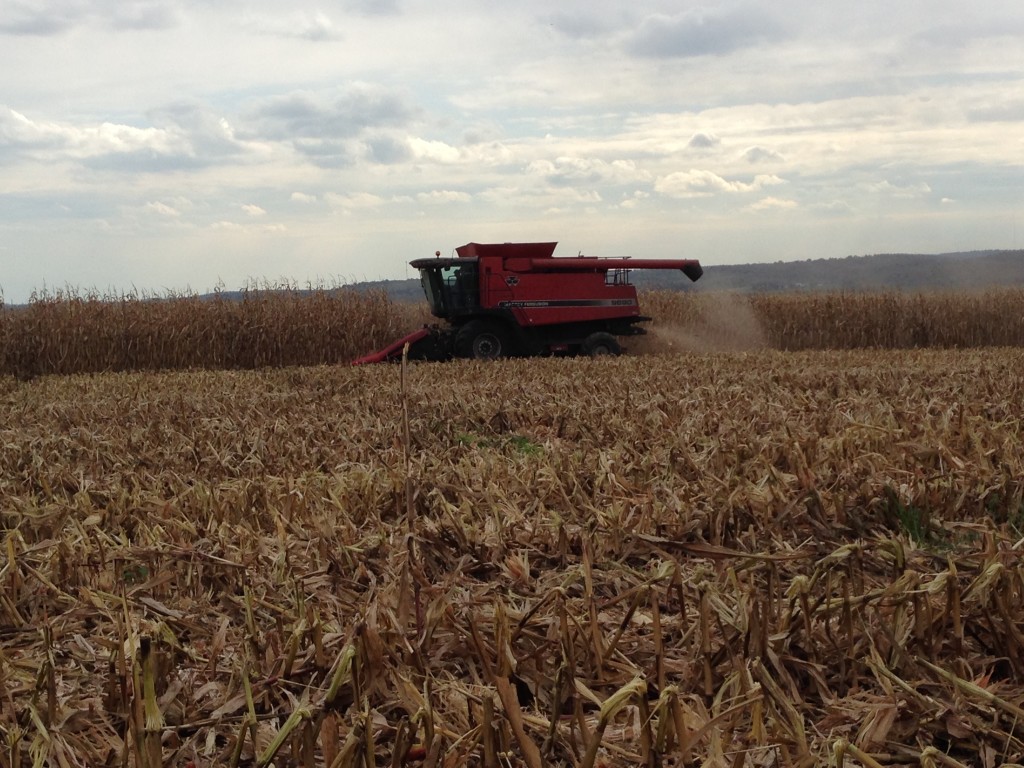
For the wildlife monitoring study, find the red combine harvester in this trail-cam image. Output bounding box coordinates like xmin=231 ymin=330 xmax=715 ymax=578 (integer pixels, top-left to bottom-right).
xmin=352 ymin=241 xmax=703 ymax=364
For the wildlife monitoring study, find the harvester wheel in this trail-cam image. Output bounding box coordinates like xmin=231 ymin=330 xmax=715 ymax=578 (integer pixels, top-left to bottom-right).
xmin=581 ymin=332 xmax=621 ymax=357
xmin=455 ymin=320 xmax=510 ymax=360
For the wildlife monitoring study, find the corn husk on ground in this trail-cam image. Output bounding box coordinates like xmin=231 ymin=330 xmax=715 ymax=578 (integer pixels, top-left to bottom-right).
xmin=3 ymin=349 xmax=1024 ymax=766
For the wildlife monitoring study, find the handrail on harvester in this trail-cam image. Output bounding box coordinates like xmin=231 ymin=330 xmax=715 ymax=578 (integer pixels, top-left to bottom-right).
xmin=525 ymin=257 xmax=703 ymax=279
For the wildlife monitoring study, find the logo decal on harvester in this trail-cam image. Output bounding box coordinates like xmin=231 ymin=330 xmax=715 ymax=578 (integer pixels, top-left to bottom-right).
xmin=505 ymin=276 xmax=520 ymax=286
xmin=497 ymin=299 xmax=638 ymax=308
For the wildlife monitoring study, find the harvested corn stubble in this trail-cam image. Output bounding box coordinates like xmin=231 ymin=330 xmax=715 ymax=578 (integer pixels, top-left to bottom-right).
xmin=2 ymin=348 xmax=1024 ymax=766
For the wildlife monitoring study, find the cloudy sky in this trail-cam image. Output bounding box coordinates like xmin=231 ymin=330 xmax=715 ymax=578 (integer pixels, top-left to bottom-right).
xmin=1 ymin=0 xmax=1022 ymax=302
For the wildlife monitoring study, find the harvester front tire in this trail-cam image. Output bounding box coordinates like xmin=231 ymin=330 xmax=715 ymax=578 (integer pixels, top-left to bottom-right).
xmin=581 ymin=332 xmax=621 ymax=357
xmin=455 ymin=321 xmax=510 ymax=360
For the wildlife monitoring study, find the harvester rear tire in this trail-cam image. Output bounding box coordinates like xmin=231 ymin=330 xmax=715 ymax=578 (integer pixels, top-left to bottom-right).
xmin=581 ymin=332 xmax=621 ymax=357
xmin=455 ymin=320 xmax=510 ymax=360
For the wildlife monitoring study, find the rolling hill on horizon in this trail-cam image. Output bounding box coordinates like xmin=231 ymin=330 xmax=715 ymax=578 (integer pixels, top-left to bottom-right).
xmin=354 ymin=248 xmax=1024 ymax=302
xmin=12 ymin=249 xmax=1020 ymax=307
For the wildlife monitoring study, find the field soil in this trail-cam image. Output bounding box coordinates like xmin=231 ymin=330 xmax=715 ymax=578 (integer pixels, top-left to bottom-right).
xmin=3 ymin=349 xmax=1024 ymax=766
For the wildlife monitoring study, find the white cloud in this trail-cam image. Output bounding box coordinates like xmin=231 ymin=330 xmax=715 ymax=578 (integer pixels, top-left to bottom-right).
xmin=0 ymin=107 xmax=62 ymax=147
xmin=479 ymin=185 xmax=603 ymax=208
xmin=325 ymin=192 xmax=388 ymax=209
xmin=864 ymin=180 xmax=932 ymax=198
xmin=416 ymin=190 xmax=471 ymax=204
xmin=527 ymin=157 xmax=650 ymax=187
xmin=743 ymin=146 xmax=784 ymax=163
xmin=145 ymin=201 xmax=181 ymax=217
xmin=0 ymin=105 xmax=253 ymax=169
xmin=408 ymin=137 xmax=461 ymax=163
xmin=245 ymin=11 xmax=342 ymax=41
xmin=619 ymin=190 xmax=650 ymax=209
xmin=654 ymin=170 xmax=785 ymax=198
xmin=748 ymin=196 xmax=798 ymax=211
xmin=810 ymin=200 xmax=855 ymax=215
xmin=241 ymin=204 xmax=266 ymax=217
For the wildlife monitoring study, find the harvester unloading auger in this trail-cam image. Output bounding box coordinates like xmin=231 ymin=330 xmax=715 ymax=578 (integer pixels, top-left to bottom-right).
xmin=352 ymin=241 xmax=703 ymax=364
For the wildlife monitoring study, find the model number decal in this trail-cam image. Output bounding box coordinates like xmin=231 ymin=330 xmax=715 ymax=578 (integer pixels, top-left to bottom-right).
xmin=497 ymin=299 xmax=638 ymax=309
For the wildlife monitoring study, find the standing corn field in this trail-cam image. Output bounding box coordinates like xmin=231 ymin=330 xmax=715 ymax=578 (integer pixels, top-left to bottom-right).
xmin=4 ymin=288 xmax=1024 ymax=376
xmin=0 ymin=286 xmax=426 ymax=378
xmin=641 ymin=288 xmax=1024 ymax=351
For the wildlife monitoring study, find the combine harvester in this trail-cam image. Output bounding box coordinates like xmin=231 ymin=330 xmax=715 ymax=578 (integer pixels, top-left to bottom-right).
xmin=353 ymin=241 xmax=702 ymax=363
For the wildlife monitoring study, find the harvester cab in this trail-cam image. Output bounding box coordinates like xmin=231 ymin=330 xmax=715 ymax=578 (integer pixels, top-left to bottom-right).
xmin=352 ymin=241 xmax=702 ymax=364
xmin=418 ymin=257 xmax=481 ymax=317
